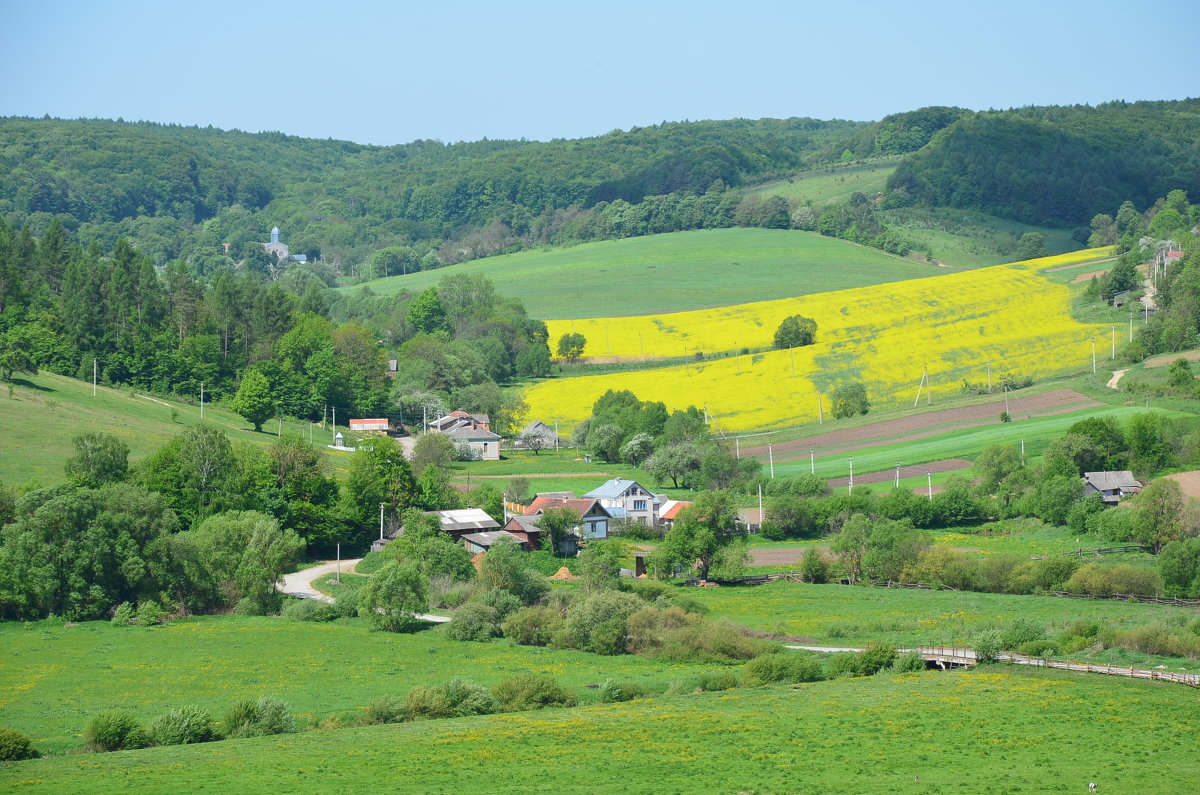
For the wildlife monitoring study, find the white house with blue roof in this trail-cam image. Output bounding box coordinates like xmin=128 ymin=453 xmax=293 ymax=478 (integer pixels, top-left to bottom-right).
xmin=582 ymin=478 xmax=662 ymax=526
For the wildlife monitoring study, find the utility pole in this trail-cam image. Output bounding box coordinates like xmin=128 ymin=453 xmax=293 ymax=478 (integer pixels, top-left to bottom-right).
xmin=735 ymin=437 xmax=740 ymax=459
xmin=757 ymin=485 xmax=764 ymax=531
xmin=986 ymin=360 xmax=991 ymax=393
xmin=927 ymin=472 xmax=933 ymax=501
xmin=379 ymin=503 xmax=385 ymax=542
xmin=1111 ymin=325 xmax=1116 ymax=359
xmin=93 ymin=358 xmax=97 ymax=397
xmin=768 ymin=443 xmax=774 ymax=479
xmin=336 ymin=543 xmax=341 ymax=585
xmin=1091 ymin=336 xmax=1096 ymax=375
xmin=895 ymin=462 xmax=900 ymax=489
xmin=849 ymin=457 xmax=854 ymax=490
xmin=810 ymin=448 xmax=815 ymax=475
xmin=818 ymin=394 xmax=824 ymax=424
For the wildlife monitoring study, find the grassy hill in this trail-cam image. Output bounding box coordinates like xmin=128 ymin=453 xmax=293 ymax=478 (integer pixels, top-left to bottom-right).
xmin=743 ymin=158 xmax=900 ymax=206
xmin=5 ymin=665 xmax=1195 ymax=793
xmin=342 ymin=228 xmax=943 ymax=319
xmin=0 ymin=372 xmax=356 ymax=488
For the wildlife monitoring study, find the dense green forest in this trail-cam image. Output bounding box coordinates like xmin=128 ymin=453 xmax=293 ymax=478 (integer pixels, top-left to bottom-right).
xmin=888 ymin=100 xmax=1200 ymax=226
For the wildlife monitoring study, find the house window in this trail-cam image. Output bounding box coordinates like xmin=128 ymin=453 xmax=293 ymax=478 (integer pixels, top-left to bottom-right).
xmin=634 ymin=500 xmax=647 ymax=511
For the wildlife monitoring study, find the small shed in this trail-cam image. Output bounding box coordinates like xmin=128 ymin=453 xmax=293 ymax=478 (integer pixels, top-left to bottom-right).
xmin=461 ymin=530 xmax=528 ymax=555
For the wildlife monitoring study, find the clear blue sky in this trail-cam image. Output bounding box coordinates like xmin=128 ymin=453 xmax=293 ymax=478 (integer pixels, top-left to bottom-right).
xmin=2 ymin=0 xmax=1197 ymax=146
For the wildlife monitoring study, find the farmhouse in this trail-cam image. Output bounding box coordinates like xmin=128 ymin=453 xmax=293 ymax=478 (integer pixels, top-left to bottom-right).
xmin=429 ymin=411 xmax=490 ymax=432
xmin=373 ymin=507 xmax=501 ymax=551
xmin=513 ymin=420 xmax=560 ymax=450
xmin=583 ymin=478 xmax=661 ymax=525
xmin=1083 ymin=471 xmax=1142 ymax=506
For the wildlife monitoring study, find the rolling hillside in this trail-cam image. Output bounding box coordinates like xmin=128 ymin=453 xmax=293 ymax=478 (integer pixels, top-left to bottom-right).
xmin=344 ymin=228 xmax=940 ymax=318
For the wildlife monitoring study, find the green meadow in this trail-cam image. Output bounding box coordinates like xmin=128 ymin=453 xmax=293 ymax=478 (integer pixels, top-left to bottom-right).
xmin=742 ymin=158 xmax=899 ymax=206
xmin=343 ymin=228 xmax=940 ymax=319
xmin=0 ymin=372 xmax=355 ymax=488
xmin=0 ymin=616 xmax=727 ymax=755
xmin=5 ymin=668 xmax=1196 ymax=793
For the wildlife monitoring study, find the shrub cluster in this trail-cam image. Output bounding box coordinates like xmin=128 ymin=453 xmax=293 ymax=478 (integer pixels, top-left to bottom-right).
xmin=0 ymin=727 xmax=39 ymax=761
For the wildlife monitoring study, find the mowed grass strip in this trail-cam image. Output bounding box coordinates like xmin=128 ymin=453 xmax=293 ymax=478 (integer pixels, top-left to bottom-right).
xmin=0 ymin=616 xmax=728 ymax=754
xmin=343 ymin=228 xmax=938 ymax=319
xmin=4 ymin=668 xmax=1196 ymax=793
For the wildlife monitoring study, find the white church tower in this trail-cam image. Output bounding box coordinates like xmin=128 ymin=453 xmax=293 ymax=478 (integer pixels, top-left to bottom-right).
xmin=263 ymin=226 xmax=289 ymax=260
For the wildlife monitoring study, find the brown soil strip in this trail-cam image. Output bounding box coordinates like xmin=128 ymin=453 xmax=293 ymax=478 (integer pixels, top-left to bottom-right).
xmin=1164 ymin=471 xmax=1200 ymax=500
xmin=1067 ymin=261 xmax=1144 ymax=283
xmin=744 ymin=389 xmax=1099 ymax=459
xmin=1043 ymin=256 xmax=1117 ymax=273
xmin=1143 ymin=349 xmax=1200 ymax=368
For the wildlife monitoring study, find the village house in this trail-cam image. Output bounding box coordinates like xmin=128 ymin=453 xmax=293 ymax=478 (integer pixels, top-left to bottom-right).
xmin=428 ymin=410 xmax=500 ymax=460
xmin=513 ymin=420 xmax=560 ymax=450
xmin=657 ymin=499 xmax=692 ymax=531
xmin=372 ymin=507 xmax=500 ymax=552
xmin=583 ymin=478 xmax=662 ymax=526
xmin=348 ymin=418 xmax=389 ymax=435
xmin=1082 ymin=471 xmax=1142 ymax=506
xmin=461 ymin=530 xmax=528 ymax=555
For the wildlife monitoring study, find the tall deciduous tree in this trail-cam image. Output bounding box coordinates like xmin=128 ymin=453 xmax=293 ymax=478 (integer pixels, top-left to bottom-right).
xmin=231 ymin=370 xmax=275 ymax=432
xmin=651 ymin=491 xmax=741 ymax=580
xmin=64 ymin=433 xmax=129 ymax=487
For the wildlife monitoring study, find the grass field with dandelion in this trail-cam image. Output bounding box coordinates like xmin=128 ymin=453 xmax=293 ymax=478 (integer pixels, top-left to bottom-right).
xmin=5 ymin=667 xmax=1196 ymax=793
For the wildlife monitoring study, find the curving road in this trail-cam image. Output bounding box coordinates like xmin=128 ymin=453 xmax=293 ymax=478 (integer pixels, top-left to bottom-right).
xmin=277 ymin=559 xmax=451 ymax=623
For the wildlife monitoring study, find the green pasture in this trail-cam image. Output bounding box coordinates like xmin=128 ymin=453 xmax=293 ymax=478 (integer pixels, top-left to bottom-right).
xmin=689 ymin=580 xmax=1193 ymax=656
xmin=742 ymin=158 xmax=899 ymax=207
xmin=342 ymin=228 xmax=939 ymax=319
xmin=0 ymin=372 xmax=356 ymax=489
xmin=880 ymin=207 xmax=1079 ymax=268
xmin=0 ymin=616 xmax=728 ymax=755
xmin=5 ymin=668 xmax=1196 ymax=793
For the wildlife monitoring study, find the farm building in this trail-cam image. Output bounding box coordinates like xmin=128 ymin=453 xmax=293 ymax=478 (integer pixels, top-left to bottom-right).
xmin=349 ymin=418 xmax=389 ymax=434
xmin=1083 ymin=471 xmax=1142 ymax=506
xmin=373 ymin=508 xmax=501 ymax=552
xmin=513 ymin=420 xmax=560 ymax=449
xmin=442 ymin=423 xmax=501 ymax=460
xmin=461 ymin=530 xmax=528 ymax=555
xmin=524 ymin=496 xmax=612 ymax=541
xmin=429 ymin=410 xmax=490 ymax=432
xmin=658 ymin=500 xmax=692 ymax=530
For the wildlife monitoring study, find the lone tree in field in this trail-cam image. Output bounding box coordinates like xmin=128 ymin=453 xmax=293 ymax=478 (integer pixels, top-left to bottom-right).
xmin=773 ymin=314 xmax=817 ymax=349
xmin=556 ymin=332 xmax=586 ymax=362
xmin=231 ymin=369 xmax=275 ymax=431
xmin=832 ymin=381 xmax=870 ymax=419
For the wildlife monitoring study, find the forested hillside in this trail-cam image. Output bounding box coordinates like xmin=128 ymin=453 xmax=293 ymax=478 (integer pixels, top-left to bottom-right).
xmin=887 ymin=100 xmax=1200 ymax=226
xmin=0 ymin=116 xmax=864 ymax=272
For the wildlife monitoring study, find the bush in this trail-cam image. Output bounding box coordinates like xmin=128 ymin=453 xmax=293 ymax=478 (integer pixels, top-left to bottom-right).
xmin=150 ymin=706 xmax=217 ymax=746
xmin=999 ymin=618 xmax=1045 ymax=650
xmin=137 ymin=599 xmax=167 ymax=626
xmin=404 ymin=686 xmax=452 ymax=721
xmin=1063 ymin=563 xmax=1162 ymax=597
xmin=559 ymin=590 xmax=644 ymax=655
xmin=445 ymin=602 xmax=503 ymax=642
xmin=84 ymin=710 xmax=151 ymax=752
xmin=232 ymin=597 xmax=265 ymax=616
xmin=364 ymin=695 xmax=407 ymax=725
xmin=655 ymin=619 xmax=773 ymax=664
xmin=827 ymin=652 xmax=860 ymax=678
xmin=972 ymin=629 xmax=1003 ymax=663
xmin=492 ymin=673 xmax=575 ymax=712
xmin=856 ymin=643 xmax=898 ymax=675
xmin=0 ymin=727 xmax=38 ymax=761
xmin=597 ymin=679 xmax=652 ymax=703
xmin=476 ymin=587 xmax=522 ymax=621
xmin=110 ymin=601 xmax=135 ymax=627
xmin=1018 ymin=639 xmax=1059 ymax=657
xmin=741 ymin=652 xmax=825 ymax=686
xmin=223 ymin=697 xmax=295 ymax=739
xmin=890 ymin=651 xmax=927 ymax=673
xmin=695 ymin=671 xmax=740 ymax=692
xmin=333 ymin=588 xmax=361 ymax=618
xmin=281 ymin=598 xmax=338 ymax=622
xmin=441 ymin=678 xmax=499 ymax=717
xmin=502 ymin=606 xmax=565 ymax=646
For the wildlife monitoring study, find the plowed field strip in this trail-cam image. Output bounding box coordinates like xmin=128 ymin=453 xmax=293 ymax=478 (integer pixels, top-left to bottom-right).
xmin=745 ymin=389 xmax=1098 ymax=458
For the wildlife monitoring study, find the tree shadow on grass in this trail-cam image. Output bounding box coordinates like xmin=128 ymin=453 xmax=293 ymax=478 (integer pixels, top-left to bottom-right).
xmin=9 ymin=378 xmax=54 ymax=392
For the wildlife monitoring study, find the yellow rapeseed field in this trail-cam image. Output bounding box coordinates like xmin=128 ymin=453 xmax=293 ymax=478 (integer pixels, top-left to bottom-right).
xmin=527 ymin=249 xmax=1114 ymax=432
